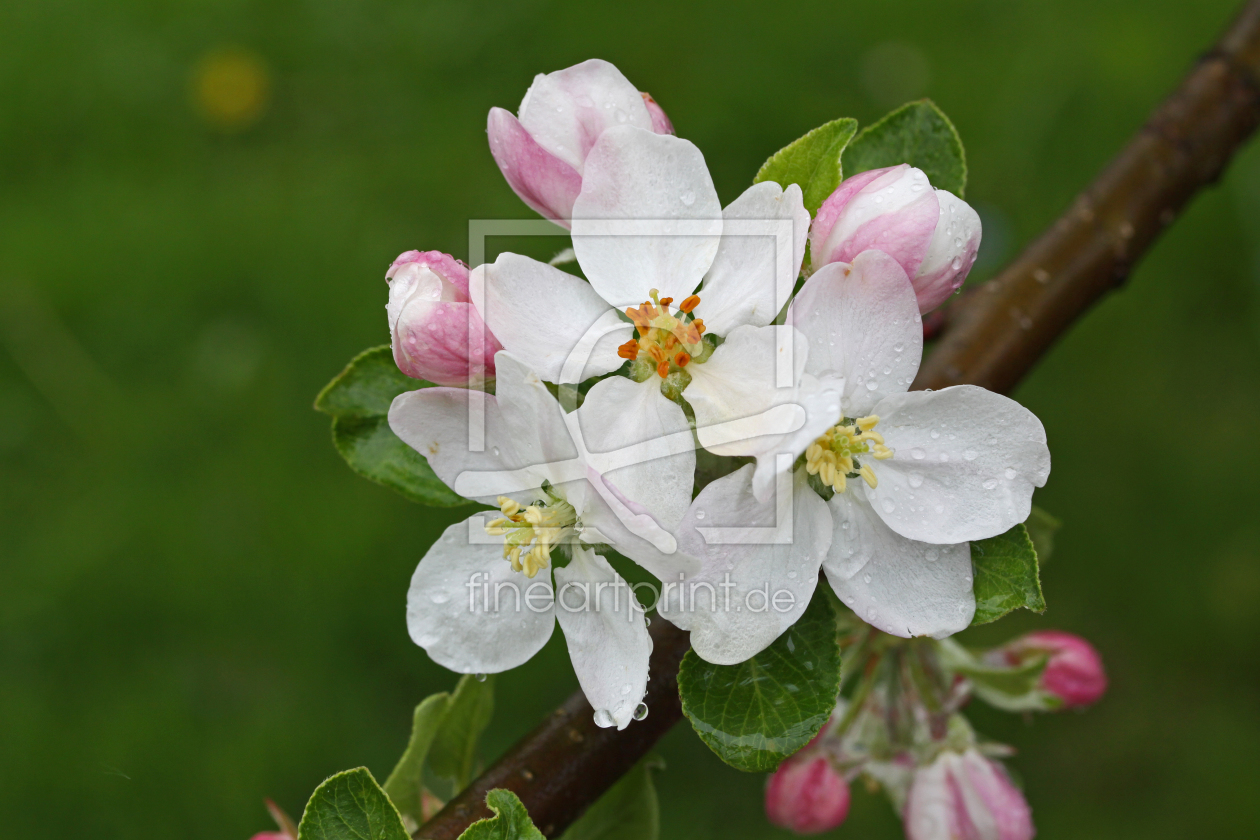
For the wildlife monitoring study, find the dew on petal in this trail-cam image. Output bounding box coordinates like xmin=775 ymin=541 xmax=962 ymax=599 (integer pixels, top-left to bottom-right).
xmin=1005 ymin=468 xmax=1018 ymax=480
xmin=593 ymin=709 xmax=615 ymax=728
xmin=633 ymin=703 xmax=649 ymax=721
xmin=925 ymin=548 xmax=940 ymax=562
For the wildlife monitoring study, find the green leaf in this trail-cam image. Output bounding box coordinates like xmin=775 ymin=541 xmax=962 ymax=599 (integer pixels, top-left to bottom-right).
xmin=458 ymin=789 xmax=545 ymax=840
xmin=970 ymin=524 xmax=1045 ymax=625
xmin=754 ymin=118 xmax=859 ymax=213
xmin=841 ymin=100 xmax=967 ymax=197
xmin=559 ymin=757 xmax=663 ymax=840
xmin=678 ymin=592 xmax=842 ymax=772
xmin=315 ymin=346 xmax=465 ymax=507
xmin=429 ymin=673 xmax=496 ymax=790
xmin=382 ymin=692 xmax=451 ymax=826
xmin=1024 ymin=506 xmax=1061 ymax=563
xmin=297 ymin=767 xmax=410 ymax=840
xmin=383 ymin=674 xmax=495 ymax=825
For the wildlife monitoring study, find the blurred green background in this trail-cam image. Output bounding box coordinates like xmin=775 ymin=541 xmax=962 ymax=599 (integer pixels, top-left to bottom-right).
xmin=3 ymin=0 xmax=1259 ymax=837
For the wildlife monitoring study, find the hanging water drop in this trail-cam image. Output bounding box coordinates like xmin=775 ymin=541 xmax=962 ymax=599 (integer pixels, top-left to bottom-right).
xmin=474 ymin=673 xmax=487 ymax=682
xmin=633 ymin=702 xmax=649 ymax=721
xmin=593 ymin=708 xmax=615 ymax=728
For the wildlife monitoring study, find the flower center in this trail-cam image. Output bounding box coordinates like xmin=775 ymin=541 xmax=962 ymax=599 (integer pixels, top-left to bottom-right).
xmin=484 ymin=493 xmax=578 ymax=578
xmin=805 ymin=415 xmax=894 ymax=494
xmin=617 ymin=289 xmax=714 ymax=394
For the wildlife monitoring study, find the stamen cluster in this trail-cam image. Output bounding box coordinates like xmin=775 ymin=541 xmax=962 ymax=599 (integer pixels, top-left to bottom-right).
xmin=617 ymin=289 xmax=712 ymax=381
xmin=484 ymin=493 xmax=577 ymax=578
xmin=805 ymin=416 xmax=893 ymax=494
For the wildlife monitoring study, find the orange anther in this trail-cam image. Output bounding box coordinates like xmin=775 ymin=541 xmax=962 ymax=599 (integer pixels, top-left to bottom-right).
xmin=645 ymin=344 xmax=666 ymax=364
xmin=617 ymin=339 xmax=640 ymax=360
xmin=675 ymin=352 xmax=691 ymax=367
xmin=680 ymin=295 xmax=701 ymax=313
xmin=656 ymin=360 xmax=670 ymax=378
xmin=694 ymin=318 xmax=706 ymax=334
xmin=659 ymin=296 xmax=674 ymax=307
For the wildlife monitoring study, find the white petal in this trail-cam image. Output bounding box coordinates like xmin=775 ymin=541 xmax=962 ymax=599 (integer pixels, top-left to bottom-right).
xmin=474 ymin=254 xmax=631 ymax=383
xmin=388 ymin=353 xmax=576 ymax=505
xmin=553 ymin=546 xmax=653 ymax=730
xmin=517 ymin=59 xmax=654 ymax=172
xmin=573 ymin=375 xmax=695 ymax=531
xmin=658 ymin=466 xmax=831 ymax=665
xmin=824 ymin=490 xmax=973 ymax=639
xmin=699 ymin=182 xmax=810 ymax=336
xmin=406 ymin=517 xmax=556 ymax=673
xmin=688 ymin=324 xmax=807 ymax=457
xmin=787 ymin=250 xmax=923 ymax=418
xmin=867 ymin=385 xmax=1051 ymax=543
xmin=571 ymin=127 xmax=723 ymax=307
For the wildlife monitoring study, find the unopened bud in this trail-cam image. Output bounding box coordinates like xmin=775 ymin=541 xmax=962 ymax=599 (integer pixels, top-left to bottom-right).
xmin=905 ymin=749 xmax=1033 ymax=840
xmin=386 ymin=250 xmax=502 ymax=387
xmin=998 ymin=630 xmax=1107 ymax=708
xmin=765 ymin=754 xmax=851 ymax=835
xmin=809 ymin=164 xmax=981 ymax=313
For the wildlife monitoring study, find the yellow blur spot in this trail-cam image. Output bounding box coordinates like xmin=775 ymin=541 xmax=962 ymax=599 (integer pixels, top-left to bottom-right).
xmin=192 ymin=47 xmax=271 ymax=132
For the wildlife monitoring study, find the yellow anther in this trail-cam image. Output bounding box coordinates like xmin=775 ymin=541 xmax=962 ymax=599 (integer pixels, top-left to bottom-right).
xmin=805 ymin=416 xmax=893 ymax=495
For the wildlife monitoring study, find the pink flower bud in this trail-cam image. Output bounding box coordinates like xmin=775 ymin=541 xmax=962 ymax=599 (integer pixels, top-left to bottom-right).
xmin=999 ymin=630 xmax=1108 ymax=709
xmin=905 ymin=750 xmax=1034 ymax=840
xmin=765 ymin=754 xmax=851 ymax=835
xmin=386 ymin=251 xmax=502 ymax=387
xmin=487 ymin=59 xmax=675 ymax=228
xmin=809 ymin=164 xmax=981 ymax=313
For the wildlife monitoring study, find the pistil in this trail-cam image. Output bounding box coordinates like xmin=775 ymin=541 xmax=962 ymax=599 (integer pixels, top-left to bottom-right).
xmin=484 ymin=494 xmax=577 ymax=578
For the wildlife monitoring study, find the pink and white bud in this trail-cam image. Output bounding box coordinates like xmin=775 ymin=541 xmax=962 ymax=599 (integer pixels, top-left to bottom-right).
xmin=765 ymin=754 xmax=851 ymax=835
xmin=905 ymin=750 xmax=1034 ymax=840
xmin=487 ymin=59 xmax=675 ymax=228
xmin=997 ymin=630 xmax=1108 ymax=709
xmin=386 ymin=251 xmax=501 ymax=387
xmin=809 ymin=164 xmax=982 ymax=313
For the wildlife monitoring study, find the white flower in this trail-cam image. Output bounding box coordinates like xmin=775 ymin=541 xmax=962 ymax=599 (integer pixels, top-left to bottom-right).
xmin=388 ymin=352 xmax=698 ymax=729
xmin=663 ymin=250 xmax=1050 ymax=659
xmin=471 ymin=124 xmax=832 ymax=482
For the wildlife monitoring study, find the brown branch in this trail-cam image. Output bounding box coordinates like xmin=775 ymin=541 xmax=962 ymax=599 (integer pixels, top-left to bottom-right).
xmin=418 ymin=2 xmax=1260 ymax=836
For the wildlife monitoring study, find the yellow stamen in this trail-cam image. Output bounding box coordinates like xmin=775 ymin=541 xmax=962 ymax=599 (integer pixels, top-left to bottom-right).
xmin=804 ymin=416 xmax=894 ymax=495
xmin=484 ymin=494 xmax=577 ymax=578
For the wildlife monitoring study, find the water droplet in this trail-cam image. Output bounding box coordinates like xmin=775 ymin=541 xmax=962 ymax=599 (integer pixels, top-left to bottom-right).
xmin=881 ymin=498 xmax=896 ymax=513
xmin=492 ymin=446 xmax=501 ymax=457
xmin=925 ymin=548 xmax=940 ymax=562
xmin=954 ymin=237 xmax=963 ymax=248
xmin=930 ymin=429 xmax=940 ymax=439
xmin=1004 ymin=468 xmax=1018 ymax=480
xmin=593 ymin=708 xmax=615 ymax=728
xmin=621 ymin=683 xmax=632 ymax=695
xmin=874 ymin=195 xmax=884 ymax=204
xmin=863 ymin=573 xmax=872 ymax=584
xmin=951 ymin=257 xmax=962 ymax=270
xmin=963 ymin=449 xmax=978 ymax=461
xmin=964 ymin=574 xmax=973 ymax=583
xmin=893 ymin=342 xmax=905 ymax=353
xmin=865 ymin=380 xmax=878 ymax=391
xmin=680 ymin=190 xmax=696 ymax=206
xmin=430 ymin=591 xmax=450 ymax=605
xmin=475 ymin=673 xmax=487 ymax=682
xmin=908 ymin=472 xmax=924 ymax=488
xmin=841 ymin=521 xmax=850 ymax=530
xmin=911 ymin=448 xmax=926 ymax=460
xmin=982 ymin=479 xmax=998 ymax=490
xmin=695 ymin=509 xmax=706 ymax=520
xmin=911 ymin=182 xmax=924 ymax=192
xmin=633 ymin=703 xmax=649 ymax=721
xmin=614 ymin=108 xmax=628 ymax=123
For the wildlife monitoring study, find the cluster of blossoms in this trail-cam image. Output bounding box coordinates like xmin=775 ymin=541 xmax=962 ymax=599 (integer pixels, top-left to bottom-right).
xmin=766 ymin=626 xmax=1106 ymax=838
xmin=380 ymin=58 xmax=1098 ymax=836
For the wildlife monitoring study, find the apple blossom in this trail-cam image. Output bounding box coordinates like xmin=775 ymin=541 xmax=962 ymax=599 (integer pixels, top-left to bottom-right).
xmin=993 ymin=630 xmax=1107 ymax=708
xmin=386 ymin=250 xmax=502 ymax=387
xmin=487 ymin=59 xmax=675 ymax=228
xmin=664 ymin=249 xmax=1049 ymax=659
xmin=476 ymin=123 xmax=838 ymax=494
xmin=904 ymin=749 xmax=1034 ymax=840
xmin=765 ymin=753 xmax=852 ymax=835
xmin=809 ymin=165 xmax=982 ymax=313
xmin=389 ymin=352 xmax=698 ymax=729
